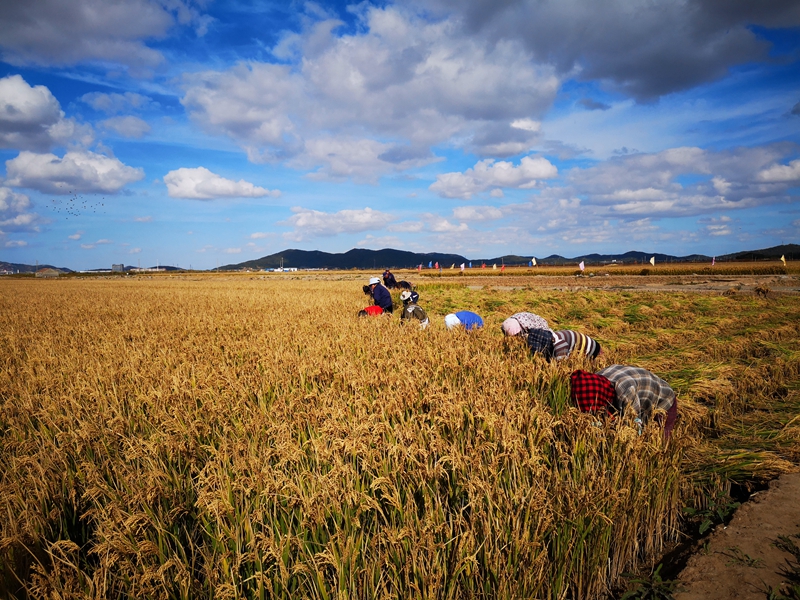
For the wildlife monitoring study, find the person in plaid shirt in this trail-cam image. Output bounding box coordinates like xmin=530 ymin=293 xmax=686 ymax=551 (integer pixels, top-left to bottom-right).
xmin=570 ymin=369 xmax=617 ymax=414
xmin=596 ymin=365 xmax=678 ymax=438
xmin=501 ymin=312 xmax=552 ymax=336
xmin=527 ymin=328 xmax=555 ymax=360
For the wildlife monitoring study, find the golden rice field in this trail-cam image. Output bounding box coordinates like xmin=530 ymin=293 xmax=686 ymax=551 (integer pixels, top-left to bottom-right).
xmin=1 ymin=273 xmax=799 ymax=599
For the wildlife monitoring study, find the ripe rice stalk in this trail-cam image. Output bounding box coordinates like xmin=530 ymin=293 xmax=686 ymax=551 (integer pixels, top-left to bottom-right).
xmin=1 ymin=277 xmax=798 ymax=598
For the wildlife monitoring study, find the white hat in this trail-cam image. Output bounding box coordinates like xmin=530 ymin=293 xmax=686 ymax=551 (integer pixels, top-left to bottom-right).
xmin=400 ymin=290 xmax=412 ymax=302
xmin=369 ymin=277 xmax=380 ymax=285
xmin=444 ymin=314 xmax=461 ymax=329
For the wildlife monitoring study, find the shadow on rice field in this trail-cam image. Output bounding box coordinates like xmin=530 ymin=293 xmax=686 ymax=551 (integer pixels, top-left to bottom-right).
xmin=0 ymin=276 xmax=798 ymax=599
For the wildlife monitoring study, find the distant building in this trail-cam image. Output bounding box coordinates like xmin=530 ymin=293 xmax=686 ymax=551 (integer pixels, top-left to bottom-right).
xmin=35 ymin=268 xmax=60 ymax=278
xmin=112 ymin=264 xmax=124 ymax=272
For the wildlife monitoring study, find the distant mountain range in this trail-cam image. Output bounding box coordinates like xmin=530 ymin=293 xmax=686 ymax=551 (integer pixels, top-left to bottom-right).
xmin=0 ymin=262 xmax=181 ymax=274
xmin=218 ymin=248 xmax=471 ymax=271
xmin=0 ymin=261 xmax=73 ymax=274
xmin=3 ymin=244 xmax=797 ymax=274
xmin=219 ymin=244 xmax=799 ymax=270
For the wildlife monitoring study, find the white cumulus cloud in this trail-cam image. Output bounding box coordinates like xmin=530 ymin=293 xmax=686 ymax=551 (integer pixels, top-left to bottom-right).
xmin=0 ymin=186 xmax=38 ymax=230
xmin=558 ymin=144 xmax=800 ymax=217
xmin=756 ymin=159 xmax=800 ymax=183
xmin=0 ymin=0 xmax=212 ymax=74
xmin=430 ymin=155 xmax=558 ymax=199
xmin=281 ymin=206 xmax=394 ymax=241
xmin=452 ymin=205 xmax=504 ymax=221
xmin=5 ymin=150 xmax=144 ymax=194
xmin=0 ymin=75 xmax=93 ymax=151
xmin=414 ymin=0 xmax=800 ymax=100
xmin=428 ymin=217 xmax=468 ymax=233
xmin=181 ymin=5 xmax=558 ymax=181
xmin=163 ymin=167 xmax=280 ymax=200
xmin=699 ymin=215 xmax=733 ymax=237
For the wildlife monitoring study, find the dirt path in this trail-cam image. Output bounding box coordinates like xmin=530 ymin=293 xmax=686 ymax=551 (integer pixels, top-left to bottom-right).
xmin=675 ymin=472 xmax=800 ymax=599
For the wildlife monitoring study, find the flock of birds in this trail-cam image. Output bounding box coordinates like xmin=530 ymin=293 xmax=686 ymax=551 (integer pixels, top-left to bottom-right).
xmin=50 ymin=192 xmax=105 ymax=218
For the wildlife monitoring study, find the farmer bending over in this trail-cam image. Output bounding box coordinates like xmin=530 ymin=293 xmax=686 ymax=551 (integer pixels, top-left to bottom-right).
xmin=527 ymin=329 xmax=602 ymax=360
xmin=501 ymin=312 xmax=552 ymax=336
xmin=444 ymin=311 xmax=484 ymax=331
xmin=570 ymin=366 xmax=678 ymax=438
xmin=399 ymin=290 xmax=429 ymax=329
xmin=382 ymin=269 xmax=398 ymax=289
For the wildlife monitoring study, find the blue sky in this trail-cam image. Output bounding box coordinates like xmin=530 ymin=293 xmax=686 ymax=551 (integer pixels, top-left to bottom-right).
xmin=0 ymin=0 xmax=798 ymax=270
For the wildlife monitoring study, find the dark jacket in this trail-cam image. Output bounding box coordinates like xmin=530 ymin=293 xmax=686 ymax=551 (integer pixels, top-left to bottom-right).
xmin=383 ymin=271 xmax=397 ymax=287
xmin=372 ymin=283 xmax=393 ymax=312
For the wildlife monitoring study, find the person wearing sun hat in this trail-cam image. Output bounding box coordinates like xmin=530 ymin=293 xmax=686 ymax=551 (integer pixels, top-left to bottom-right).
xmin=444 ymin=311 xmax=484 ymax=331
xmin=399 ymin=290 xmax=429 ymax=329
xmin=501 ymin=312 xmax=552 ymax=337
xmin=368 ymin=276 xmax=393 ymax=314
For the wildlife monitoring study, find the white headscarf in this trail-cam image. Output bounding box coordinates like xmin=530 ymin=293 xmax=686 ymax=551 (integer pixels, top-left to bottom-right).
xmin=444 ymin=314 xmax=461 ymax=329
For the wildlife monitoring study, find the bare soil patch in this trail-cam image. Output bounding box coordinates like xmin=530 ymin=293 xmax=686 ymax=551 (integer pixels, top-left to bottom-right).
xmin=675 ymin=472 xmax=800 ymax=599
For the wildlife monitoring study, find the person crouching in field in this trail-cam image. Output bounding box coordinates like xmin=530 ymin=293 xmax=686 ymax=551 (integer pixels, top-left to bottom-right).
xmin=444 ymin=311 xmax=484 ymax=331
xmin=382 ymin=269 xmax=398 ymax=288
xmin=570 ymin=366 xmax=678 ymax=439
xmin=501 ymin=312 xmax=552 ymax=337
xmin=399 ymin=290 xmax=429 ymax=329
xmin=368 ymin=276 xmax=393 ymax=314
xmin=358 ymin=305 xmax=384 ymax=317
xmin=527 ymin=329 xmax=602 ymax=361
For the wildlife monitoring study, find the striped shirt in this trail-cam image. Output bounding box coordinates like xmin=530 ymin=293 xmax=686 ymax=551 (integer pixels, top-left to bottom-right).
xmin=509 ymin=312 xmax=552 ymax=333
xmin=596 ymin=365 xmax=676 ymax=423
xmin=552 ymin=331 xmax=601 ymax=360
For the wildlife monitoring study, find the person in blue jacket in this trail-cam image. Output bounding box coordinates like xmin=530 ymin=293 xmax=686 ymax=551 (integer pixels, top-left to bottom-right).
xmin=368 ymin=276 xmax=393 ymax=314
xmin=444 ymin=311 xmax=483 ymax=331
